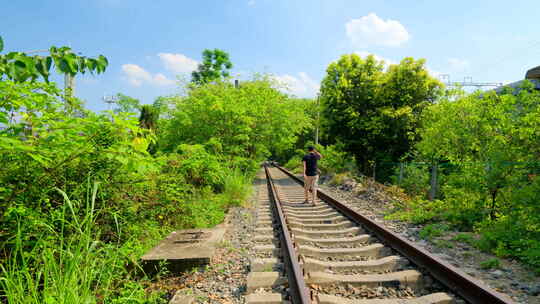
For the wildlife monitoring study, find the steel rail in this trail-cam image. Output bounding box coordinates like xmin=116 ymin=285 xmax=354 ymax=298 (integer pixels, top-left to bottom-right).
xmin=275 ymin=164 xmax=513 ymax=304
xmin=264 ymin=165 xmax=311 ymax=304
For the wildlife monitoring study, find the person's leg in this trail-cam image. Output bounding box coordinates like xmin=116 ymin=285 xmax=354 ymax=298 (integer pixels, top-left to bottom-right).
xmin=304 ymin=176 xmax=310 ymax=203
xmin=311 ymin=175 xmax=319 ymax=204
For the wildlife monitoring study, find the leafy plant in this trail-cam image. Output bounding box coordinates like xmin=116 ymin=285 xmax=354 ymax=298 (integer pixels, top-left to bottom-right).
xmin=0 ymin=35 xmax=107 ymax=82
xmin=419 ymin=223 xmax=450 ymax=240
xmin=480 ymin=258 xmax=501 ymax=270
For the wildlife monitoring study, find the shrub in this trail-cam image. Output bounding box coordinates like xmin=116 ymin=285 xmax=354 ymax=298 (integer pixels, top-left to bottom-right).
xmin=480 ymin=258 xmax=501 ymax=270
xmin=419 ymin=223 xmax=450 ymax=240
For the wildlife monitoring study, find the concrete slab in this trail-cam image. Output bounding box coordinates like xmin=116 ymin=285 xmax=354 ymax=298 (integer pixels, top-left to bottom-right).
xmin=141 ymin=227 xmax=226 ymax=273
xmin=169 ymin=292 xmax=195 ymax=304
xmin=245 ymin=293 xmax=283 ymax=304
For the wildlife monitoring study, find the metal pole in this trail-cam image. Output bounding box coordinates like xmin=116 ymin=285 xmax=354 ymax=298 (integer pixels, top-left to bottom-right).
xmin=315 ymin=94 xmax=320 ymax=145
xmin=429 ymin=162 xmax=438 ymax=200
xmin=398 ymin=162 xmax=404 ymax=185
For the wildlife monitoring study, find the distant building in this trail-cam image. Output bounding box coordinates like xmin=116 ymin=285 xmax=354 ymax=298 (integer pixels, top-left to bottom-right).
xmin=495 ymin=65 xmax=540 ymax=93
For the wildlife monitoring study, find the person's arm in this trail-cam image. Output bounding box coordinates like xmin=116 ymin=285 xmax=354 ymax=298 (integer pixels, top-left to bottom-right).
xmin=303 ymin=160 xmax=307 ymax=177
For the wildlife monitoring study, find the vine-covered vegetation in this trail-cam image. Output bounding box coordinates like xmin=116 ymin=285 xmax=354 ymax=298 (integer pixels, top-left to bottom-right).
xmin=316 ymin=53 xmax=540 ymax=273
xmin=388 ymin=84 xmax=540 ymax=272
xmin=0 ymin=40 xmax=312 ymax=302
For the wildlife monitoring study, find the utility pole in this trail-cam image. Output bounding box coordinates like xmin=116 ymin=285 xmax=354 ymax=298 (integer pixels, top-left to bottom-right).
xmin=315 ymin=94 xmax=320 ymax=145
xmin=103 ymin=94 xmax=117 ymax=111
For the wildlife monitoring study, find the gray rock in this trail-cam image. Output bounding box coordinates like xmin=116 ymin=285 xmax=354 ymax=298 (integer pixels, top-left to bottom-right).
xmin=529 ymin=284 xmax=540 ymax=296
xmin=490 ymin=270 xmax=504 ymax=278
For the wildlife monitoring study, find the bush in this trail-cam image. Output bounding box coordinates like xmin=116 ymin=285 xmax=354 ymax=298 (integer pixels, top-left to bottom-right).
xmin=386 ymin=198 xmax=447 ymax=224
xmin=317 ymin=144 xmax=356 ymax=175
xmin=480 ymin=258 xmax=501 ymax=270
xmin=419 ymin=223 xmax=450 ymax=240
xmin=391 ymin=162 xmax=431 ymax=197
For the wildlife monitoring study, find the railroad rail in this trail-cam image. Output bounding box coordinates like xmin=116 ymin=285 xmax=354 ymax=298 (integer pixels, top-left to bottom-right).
xmin=245 ymin=165 xmax=513 ymax=304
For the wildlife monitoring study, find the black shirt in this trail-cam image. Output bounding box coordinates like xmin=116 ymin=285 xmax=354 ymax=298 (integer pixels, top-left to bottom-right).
xmin=303 ymin=153 xmax=320 ymax=176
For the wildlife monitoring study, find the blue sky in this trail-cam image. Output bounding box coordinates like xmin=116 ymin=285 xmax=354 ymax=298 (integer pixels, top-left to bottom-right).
xmin=2 ymin=0 xmax=539 ymax=111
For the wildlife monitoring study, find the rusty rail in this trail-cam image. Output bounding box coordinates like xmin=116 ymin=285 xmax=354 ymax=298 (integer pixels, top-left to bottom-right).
xmin=264 ymin=165 xmax=311 ymax=304
xmin=275 ymin=164 xmax=513 ymax=304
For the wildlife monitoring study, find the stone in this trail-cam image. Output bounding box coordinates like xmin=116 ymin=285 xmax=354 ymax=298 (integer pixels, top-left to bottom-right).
xmin=169 ymin=292 xmax=195 ymax=304
xmin=141 ymin=227 xmax=226 ymax=273
xmin=490 ymin=270 xmax=504 ymax=278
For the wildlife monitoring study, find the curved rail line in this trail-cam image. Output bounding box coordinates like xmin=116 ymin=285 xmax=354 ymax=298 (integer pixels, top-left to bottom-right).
xmin=249 ymin=164 xmax=514 ymax=304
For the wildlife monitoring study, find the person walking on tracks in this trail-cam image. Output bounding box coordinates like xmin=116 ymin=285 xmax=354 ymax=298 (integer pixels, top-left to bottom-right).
xmin=303 ymin=146 xmax=322 ymax=204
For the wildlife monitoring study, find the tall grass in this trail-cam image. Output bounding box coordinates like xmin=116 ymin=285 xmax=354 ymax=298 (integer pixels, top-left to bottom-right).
xmin=0 ymin=183 xmax=164 ymax=304
xmin=222 ymin=167 xmax=252 ymax=207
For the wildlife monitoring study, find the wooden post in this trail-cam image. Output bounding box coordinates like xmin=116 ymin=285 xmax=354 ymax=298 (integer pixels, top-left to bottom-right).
xmin=429 ymin=162 xmax=438 ymax=200
xmin=234 ymin=79 xmax=239 ymax=89
xmin=398 ymin=162 xmax=404 ymax=185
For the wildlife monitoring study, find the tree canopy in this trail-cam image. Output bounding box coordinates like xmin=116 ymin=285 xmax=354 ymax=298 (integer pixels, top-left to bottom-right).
xmin=191 ymin=49 xmax=233 ymax=85
xmin=320 ymin=54 xmax=443 ymax=178
xmin=112 ymin=93 xmax=141 ymax=114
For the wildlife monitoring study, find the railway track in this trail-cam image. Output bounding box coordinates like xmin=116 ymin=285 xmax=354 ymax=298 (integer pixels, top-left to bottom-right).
xmin=244 ymin=165 xmax=513 ymax=304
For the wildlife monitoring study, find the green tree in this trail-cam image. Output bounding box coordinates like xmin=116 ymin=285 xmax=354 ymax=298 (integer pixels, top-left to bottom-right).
xmin=139 ymin=105 xmax=158 ymax=130
xmin=320 ymin=54 xmax=384 ymax=174
xmin=112 ymin=93 xmax=141 ymax=114
xmin=320 ymin=54 xmax=442 ymax=179
xmin=191 ymin=49 xmax=233 ymax=85
xmin=159 ymin=76 xmax=310 ymax=169
xmin=409 ymin=83 xmax=540 ymax=270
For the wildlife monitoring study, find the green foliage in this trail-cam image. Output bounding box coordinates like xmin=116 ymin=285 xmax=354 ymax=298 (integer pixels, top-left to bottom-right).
xmin=391 ymin=162 xmax=431 ymax=197
xmin=452 ymin=233 xmax=475 ymax=245
xmin=0 ymin=185 xmax=167 ymax=304
xmin=160 ymin=76 xmax=310 ymax=164
xmin=386 ymin=198 xmax=447 ymax=224
xmin=480 ymin=258 xmax=501 ymax=270
xmin=317 ymin=143 xmax=356 ymax=175
xmin=392 ymin=83 xmax=540 ymax=272
xmin=222 ymin=168 xmax=253 ymax=207
xmin=0 ymin=78 xmax=255 ymax=301
xmin=434 ymin=239 xmax=454 ymax=248
xmin=139 ymin=104 xmax=159 ymax=130
xmin=191 ymin=49 xmax=233 ymax=85
xmin=113 ymin=93 xmax=141 ymax=114
xmin=283 ymin=143 xmax=355 ymax=176
xmin=418 ymin=223 xmax=450 ymax=240
xmin=0 ymin=36 xmax=107 ymax=82
xmin=320 ymin=54 xmax=442 ymax=180
xmin=328 ymin=172 xmax=354 ymax=186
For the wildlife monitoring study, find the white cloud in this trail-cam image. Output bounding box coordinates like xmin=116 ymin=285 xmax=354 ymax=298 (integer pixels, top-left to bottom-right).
xmin=447 ymin=58 xmax=470 ymax=71
xmin=121 ymin=64 xmax=175 ymax=87
xmin=153 ymin=73 xmax=176 ymax=86
xmin=273 ymin=72 xmax=320 ymax=98
xmin=247 ymin=0 xmax=256 ymax=6
xmin=158 ymin=53 xmax=198 ymax=74
xmin=346 ymin=13 xmax=409 ymax=48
